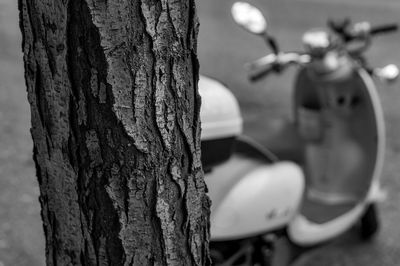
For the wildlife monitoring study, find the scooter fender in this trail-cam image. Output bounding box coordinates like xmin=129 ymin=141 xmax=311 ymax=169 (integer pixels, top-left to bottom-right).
xmin=206 ymin=158 xmax=305 ymax=241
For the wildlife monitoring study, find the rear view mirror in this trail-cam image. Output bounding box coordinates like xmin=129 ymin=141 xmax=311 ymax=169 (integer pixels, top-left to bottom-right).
xmin=231 ymin=2 xmax=267 ymax=35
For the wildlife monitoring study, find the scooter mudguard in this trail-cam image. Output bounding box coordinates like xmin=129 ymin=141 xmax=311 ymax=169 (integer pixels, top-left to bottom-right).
xmin=205 ymin=139 xmax=305 ymax=241
xmin=288 ymin=68 xmax=385 ymax=246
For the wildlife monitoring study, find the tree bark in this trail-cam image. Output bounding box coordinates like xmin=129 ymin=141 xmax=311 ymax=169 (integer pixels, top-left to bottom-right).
xmin=18 ymin=0 xmax=210 ymax=265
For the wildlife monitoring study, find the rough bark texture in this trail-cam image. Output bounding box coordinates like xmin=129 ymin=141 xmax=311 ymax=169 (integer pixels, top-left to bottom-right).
xmin=18 ymin=0 xmax=210 ymax=265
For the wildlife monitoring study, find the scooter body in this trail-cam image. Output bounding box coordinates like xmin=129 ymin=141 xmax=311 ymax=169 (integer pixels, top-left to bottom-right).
xmin=200 ymin=62 xmax=384 ymax=245
xmin=200 ymin=2 xmax=398 ymax=264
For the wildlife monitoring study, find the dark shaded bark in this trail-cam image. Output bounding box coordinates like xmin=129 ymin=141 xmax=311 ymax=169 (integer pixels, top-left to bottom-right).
xmin=19 ymin=0 xmax=210 ymax=265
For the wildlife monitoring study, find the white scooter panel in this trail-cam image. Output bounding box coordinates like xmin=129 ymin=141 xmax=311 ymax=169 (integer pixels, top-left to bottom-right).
xmin=205 ymin=154 xmax=304 ymax=241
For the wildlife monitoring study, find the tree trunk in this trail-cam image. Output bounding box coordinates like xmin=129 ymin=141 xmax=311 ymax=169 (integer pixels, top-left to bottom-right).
xmin=18 ymin=0 xmax=210 ymax=265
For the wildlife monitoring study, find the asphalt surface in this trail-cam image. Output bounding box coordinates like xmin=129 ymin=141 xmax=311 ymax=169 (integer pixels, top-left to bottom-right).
xmin=1 ymin=0 xmax=400 ymax=265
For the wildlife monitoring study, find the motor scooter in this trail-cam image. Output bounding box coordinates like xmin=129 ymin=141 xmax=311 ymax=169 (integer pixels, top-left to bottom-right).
xmin=199 ymin=2 xmax=399 ymax=265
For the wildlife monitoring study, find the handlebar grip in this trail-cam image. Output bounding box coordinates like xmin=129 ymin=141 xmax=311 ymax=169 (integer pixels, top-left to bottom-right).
xmin=248 ymin=65 xmax=275 ymax=82
xmin=246 ymin=55 xmax=277 ymax=82
xmin=370 ymin=24 xmax=398 ymax=35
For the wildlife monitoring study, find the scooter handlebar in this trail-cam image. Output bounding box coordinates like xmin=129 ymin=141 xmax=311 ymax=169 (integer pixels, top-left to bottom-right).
xmin=246 ymin=53 xmax=311 ymax=82
xmin=248 ymin=65 xmax=275 ymax=82
xmin=329 ymin=20 xmax=398 ymax=42
xmin=341 ymin=21 xmax=398 ymax=41
xmin=370 ymin=23 xmax=398 ymax=35
xmin=246 ymin=54 xmax=277 ymax=82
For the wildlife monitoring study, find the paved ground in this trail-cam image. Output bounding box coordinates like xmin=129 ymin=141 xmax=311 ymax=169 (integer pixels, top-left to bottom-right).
xmin=0 ymin=0 xmax=399 ymax=265
xmin=0 ymin=1 xmax=45 ymax=265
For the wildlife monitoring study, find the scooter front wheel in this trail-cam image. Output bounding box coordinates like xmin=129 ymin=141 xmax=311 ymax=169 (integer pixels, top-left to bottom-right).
xmin=360 ymin=203 xmax=380 ymax=240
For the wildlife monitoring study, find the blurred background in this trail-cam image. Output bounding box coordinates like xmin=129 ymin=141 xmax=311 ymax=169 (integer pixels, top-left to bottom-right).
xmin=1 ymin=0 xmax=400 ymax=265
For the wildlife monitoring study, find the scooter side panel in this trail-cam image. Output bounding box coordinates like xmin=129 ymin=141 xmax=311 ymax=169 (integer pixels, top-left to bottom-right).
xmin=206 ymin=157 xmax=305 ymax=241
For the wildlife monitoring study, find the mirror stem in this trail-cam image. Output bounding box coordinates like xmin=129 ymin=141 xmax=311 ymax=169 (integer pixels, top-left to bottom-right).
xmin=265 ymin=34 xmax=279 ymax=55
